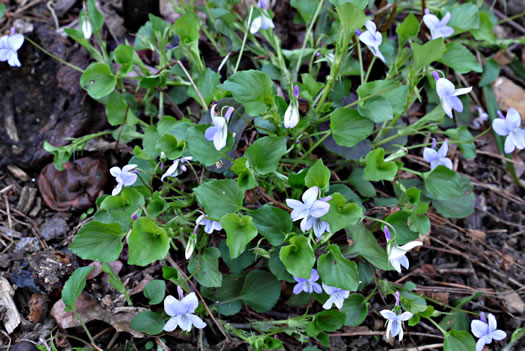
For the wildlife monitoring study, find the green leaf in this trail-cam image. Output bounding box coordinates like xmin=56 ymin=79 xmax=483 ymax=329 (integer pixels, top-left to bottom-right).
xmin=194 ymin=179 xmax=244 ymax=220
xmin=279 ymin=236 xmax=316 ymax=279
xmin=357 ymin=80 xmax=408 ymax=116
xmin=313 ymin=310 xmax=346 ymax=332
xmin=385 ymin=210 xmax=419 ymax=244
xmin=87 ymin=0 xmax=104 ymax=30
xmin=337 ymin=3 xmax=367 ymax=41
xmin=155 ymin=134 xmax=185 ymax=160
xmin=331 ymin=108 xmax=374 ymax=147
xmin=146 ymin=193 xmax=169 ymax=219
xmin=445 ymin=127 xmax=476 ymax=159
xmin=412 ymin=38 xmax=446 ymax=68
xmin=231 ymin=157 xmax=257 ymax=191
xmin=240 ymin=270 xmax=281 ymax=312
xmin=93 ymin=188 xmax=145 ymax=232
xmin=363 ymin=148 xmax=398 ymax=181
xmin=128 ymin=218 xmax=170 ymax=266
xmin=396 ymin=13 xmax=420 ymax=47
xmin=323 ymin=193 xmax=363 ymax=233
xmin=479 ymin=58 xmax=500 ymax=87
xmin=447 ymin=4 xmax=480 ymax=32
xmin=130 ymin=311 xmax=165 ymax=335
xmin=105 ymin=91 xmax=139 ymax=126
xmin=345 ymin=223 xmax=390 ymax=270
xmin=101 ymin=263 xmax=131 ymax=305
xmin=348 ymin=167 xmax=376 ymax=197
xmin=424 ymin=167 xmax=472 ymax=201
xmin=472 ymin=11 xmax=496 ymax=43
xmin=269 ymin=251 xmax=295 ymax=283
xmin=219 ymin=240 xmax=255 ymax=275
xmin=305 ymin=159 xmax=331 ymax=190
xmin=440 ymin=42 xmax=482 ymax=74
xmin=444 ymin=330 xmax=476 ymax=351
xmin=218 ymin=70 xmax=274 ymax=116
xmin=173 ymin=13 xmax=200 ymax=43
xmin=80 ymin=63 xmax=116 ymax=99
xmin=220 ymin=214 xmax=258 ymax=259
xmin=186 ymin=125 xmax=233 ymax=166
xmin=144 ymin=280 xmax=166 ymax=305
xmin=0 ymin=4 xmax=5 ymax=18
xmin=62 ymin=266 xmax=95 ymax=310
xmin=290 ymin=0 xmax=318 ymax=22
xmin=400 ymin=289 xmax=428 ymax=314
xmin=70 ymin=221 xmax=125 ymax=262
xmin=188 ymin=68 xmax=221 ymax=107
xmin=205 ymin=274 xmax=244 ymax=316
xmin=341 ymin=294 xmax=368 ymax=326
xmin=188 ymin=247 xmax=222 ymax=287
xmin=250 ymin=205 xmax=292 ymax=246
xmin=245 ymin=136 xmax=286 ymax=174
xmin=317 ymin=245 xmax=359 ymax=291
xmin=357 ymin=95 xmax=393 ymax=123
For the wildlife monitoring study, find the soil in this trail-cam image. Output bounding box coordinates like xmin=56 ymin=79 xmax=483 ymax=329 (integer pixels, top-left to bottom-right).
xmin=0 ymin=1 xmax=524 ymax=351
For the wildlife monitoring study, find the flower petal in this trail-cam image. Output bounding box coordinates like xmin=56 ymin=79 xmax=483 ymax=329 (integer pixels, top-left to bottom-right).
xmin=492 ymin=118 xmax=510 ymax=136
xmin=440 ymin=12 xmax=452 ymax=25
xmin=505 ymin=108 xmax=521 ymax=130
xmin=504 ymin=135 xmax=516 ymax=154
xmin=204 ymin=126 xmax=217 ymax=141
xmin=364 ymin=20 xmax=377 ymax=33
xmin=399 ymin=240 xmax=423 ymax=252
xmin=260 ymin=15 xmax=275 ymax=30
xmin=178 ymin=315 xmax=193 ymax=331
xmin=359 ymin=31 xmax=378 ymax=48
xmin=390 ymin=320 xmax=401 ymax=337
xmin=309 ymin=200 xmax=330 ymax=218
xmin=452 ymin=86 xmax=472 ymax=97
xmin=423 ymin=147 xmax=438 ymax=163
xmin=110 ymin=167 xmax=121 ymax=178
xmin=122 ymin=164 xmax=138 ymax=173
xmin=437 ymin=140 xmax=448 ymax=158
xmin=293 ymin=282 xmax=304 ymax=294
xmin=380 ymin=310 xmax=397 ymax=320
xmin=439 ymin=158 xmax=453 ymax=170
xmin=436 ymin=78 xmax=456 ymax=98
xmin=302 ymin=186 xmax=319 ymax=207
xmin=163 ymin=316 xmax=179 ymax=332
xmin=471 ymin=320 xmax=489 ymax=338
xmin=434 ymin=26 xmax=454 ymax=39
xmin=448 ymin=95 xmax=463 ymax=113
xmin=250 ymin=16 xmax=263 ymax=34
xmin=398 ymin=312 xmax=413 ymax=321
xmin=181 ymin=292 xmax=199 ymax=314
xmin=476 ymin=337 xmax=487 ymax=351
xmin=164 ymin=295 xmax=187 ymax=316
xmin=188 ymin=314 xmax=207 ymax=329
xmin=491 ymin=329 xmax=507 ymax=341
xmin=112 ymin=182 xmax=123 ymax=196
xmin=312 ymin=282 xmax=323 ymax=294
xmin=7 ymin=34 xmax=24 ymax=51
xmin=310 ymin=269 xmax=320 ymax=281
xmin=423 ymin=14 xmax=439 ymax=30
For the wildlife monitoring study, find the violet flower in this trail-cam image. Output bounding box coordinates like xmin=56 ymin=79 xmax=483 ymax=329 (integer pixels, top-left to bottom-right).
xmin=322 ymin=283 xmax=350 ymax=310
xmin=286 ymin=186 xmax=330 ymax=238
xmin=250 ymin=0 xmax=274 ymax=34
xmin=471 ymin=313 xmax=506 ymax=351
xmin=358 ymin=20 xmax=385 ymax=63
xmin=284 ymin=85 xmax=300 ymax=129
xmin=161 ymin=156 xmax=193 ymax=182
xmin=380 ymin=292 xmax=413 ymax=341
xmin=472 ymin=106 xmax=488 ymax=129
xmin=164 ymin=287 xmax=207 ymax=332
xmin=0 ymin=29 xmax=24 ymax=67
xmin=195 ymin=213 xmax=222 ymax=235
xmin=423 ymin=9 xmax=454 ymax=40
xmin=293 ymin=268 xmax=322 ymax=294
xmin=433 ymin=72 xmax=472 ymax=118
xmin=384 ymin=227 xmax=422 ymax=273
xmin=492 ymin=108 xmax=525 ymax=154
xmin=423 ymin=139 xmax=453 ymax=170
xmin=205 ymin=104 xmax=234 ymax=151
xmin=110 ymin=164 xmax=138 ymax=196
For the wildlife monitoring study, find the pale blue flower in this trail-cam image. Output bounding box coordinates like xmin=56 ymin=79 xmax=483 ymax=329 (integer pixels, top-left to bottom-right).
xmin=161 ymin=156 xmax=193 ymax=181
xmin=384 ymin=227 xmax=422 ymax=273
xmin=164 ymin=287 xmax=207 ymax=332
xmin=195 ymin=212 xmax=222 ymax=235
xmin=110 ymin=164 xmax=138 ymax=196
xmin=205 ymin=104 xmax=234 ymax=151
xmin=286 ymin=186 xmax=330 ymax=237
xmin=471 ymin=313 xmax=506 ymax=351
xmin=492 ymin=108 xmax=525 ymax=154
xmin=423 ymin=9 xmax=454 ymax=40
xmin=423 ymin=139 xmax=453 ymax=170
xmin=293 ymin=268 xmax=322 ymax=294
xmin=250 ymin=0 xmax=274 ymax=34
xmin=0 ymin=30 xmax=24 ymax=67
xmin=358 ymin=21 xmax=385 ymax=63
xmin=433 ymin=72 xmax=472 ymax=118
xmin=322 ymin=283 xmax=349 ymax=310
xmin=380 ymin=309 xmax=413 ymax=341
xmin=472 ymin=106 xmax=488 ymax=129
xmin=284 ymin=85 xmax=300 ymax=128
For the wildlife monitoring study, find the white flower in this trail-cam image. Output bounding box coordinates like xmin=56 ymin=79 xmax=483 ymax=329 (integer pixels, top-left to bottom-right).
xmin=292 ymin=268 xmax=322 ymax=294
xmin=492 ymin=108 xmax=525 ymax=154
xmin=358 ymin=21 xmax=385 ymax=63
xmin=161 ymin=157 xmax=193 ymax=182
xmin=322 ymin=283 xmax=350 ymax=310
xmin=471 ymin=313 xmax=507 ymax=351
xmin=250 ymin=1 xmax=274 ymax=34
xmin=81 ymin=15 xmax=92 ymax=40
xmin=284 ymin=85 xmax=300 ymax=128
xmin=286 ymin=187 xmax=330 ymax=237
xmin=380 ymin=309 xmax=413 ymax=341
xmin=205 ymin=105 xmax=233 ymax=151
xmin=109 ymin=164 xmax=138 ymax=196
xmin=388 ymin=240 xmax=423 ymax=273
xmin=423 ymin=9 xmax=454 ymax=40
xmin=434 ymin=74 xmax=472 ymax=118
xmin=0 ymin=31 xmax=24 ymax=67
xmin=164 ymin=288 xmax=207 ymax=332
xmin=195 ymin=213 xmax=222 ymax=234
xmin=423 ymin=140 xmax=452 ymax=170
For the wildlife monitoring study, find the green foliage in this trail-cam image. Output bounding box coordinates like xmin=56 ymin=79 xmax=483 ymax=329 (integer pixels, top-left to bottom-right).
xmin=188 ymin=247 xmax=222 ymax=287
xmin=245 ymin=136 xmax=287 ymax=174
xmin=323 ymin=193 xmax=363 ymax=232
xmin=331 ymin=108 xmax=374 ymax=147
xmin=317 ymin=245 xmax=359 ymax=291
xmin=240 ymin=270 xmax=281 ymax=312
xmin=221 ymin=213 xmax=258 ymax=259
xmin=144 ymin=280 xmax=166 ymax=305
xmin=80 ymin=63 xmax=116 ymax=99
xmin=280 ymin=236 xmax=316 ymax=279
xmin=305 ymin=159 xmax=331 ymax=190
xmin=364 ymin=148 xmax=398 ymax=181
xmin=130 ymin=311 xmax=165 ymax=335
xmin=62 ymin=266 xmax=94 ymax=311
xmin=70 ymin=221 xmax=124 ymax=262
xmin=128 ymin=218 xmax=170 ymax=266
xmin=194 ymin=179 xmax=244 ymax=219
xmin=341 ymin=294 xmax=368 ymax=326
xmin=413 ymin=38 xmax=446 ymax=68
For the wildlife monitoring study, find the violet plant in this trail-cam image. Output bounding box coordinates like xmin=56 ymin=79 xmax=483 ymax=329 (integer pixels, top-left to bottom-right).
xmin=28 ymin=0 xmax=521 ymax=349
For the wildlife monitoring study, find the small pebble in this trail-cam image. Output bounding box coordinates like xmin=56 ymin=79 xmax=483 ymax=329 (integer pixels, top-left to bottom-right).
xmin=39 ymin=216 xmax=68 ymax=241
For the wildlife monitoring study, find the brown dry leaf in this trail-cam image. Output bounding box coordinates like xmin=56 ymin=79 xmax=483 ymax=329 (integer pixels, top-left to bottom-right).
xmin=493 ymin=77 xmax=525 ymax=119
xmin=501 ymin=291 xmax=525 ymax=314
xmin=467 ymin=229 xmax=486 ymax=241
xmin=428 ymin=291 xmax=449 ymax=305
xmin=51 ymin=292 xmax=145 ymax=338
xmin=501 ymin=253 xmax=515 ymax=271
xmin=0 ymin=277 xmax=21 ymax=334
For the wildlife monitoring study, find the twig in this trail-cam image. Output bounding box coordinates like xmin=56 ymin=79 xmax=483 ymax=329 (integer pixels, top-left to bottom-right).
xmin=329 ymin=331 xmax=443 ymax=339
xmin=166 ymin=256 xmax=230 ymax=341
xmin=114 ymin=104 xmax=130 ymax=152
xmin=176 ymin=60 xmax=208 ymax=111
xmin=390 ymin=343 xmax=444 ymax=351
xmin=493 ymin=7 xmax=525 ymax=34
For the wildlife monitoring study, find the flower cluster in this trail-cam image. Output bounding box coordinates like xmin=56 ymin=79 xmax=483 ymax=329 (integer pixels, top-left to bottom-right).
xmin=286 ymin=186 xmax=330 ymax=239
xmin=292 ymin=269 xmax=350 ymax=310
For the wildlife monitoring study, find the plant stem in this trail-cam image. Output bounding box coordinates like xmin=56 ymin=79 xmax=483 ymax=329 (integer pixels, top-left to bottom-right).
xmin=357 ymin=36 xmax=365 ymax=84
xmin=364 ymin=56 xmax=376 ymax=83
xmin=73 ymin=309 xmax=96 ymax=346
xmin=25 ymin=37 xmax=84 ymax=73
xmin=233 ymin=5 xmax=254 ymax=74
xmin=293 ymin=0 xmax=325 ymax=77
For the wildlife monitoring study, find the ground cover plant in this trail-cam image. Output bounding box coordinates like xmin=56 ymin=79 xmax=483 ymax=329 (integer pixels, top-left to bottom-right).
xmin=1 ymin=0 xmax=525 ymax=350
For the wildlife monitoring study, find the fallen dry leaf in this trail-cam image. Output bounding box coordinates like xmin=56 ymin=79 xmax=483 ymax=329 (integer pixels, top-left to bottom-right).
xmin=493 ymin=77 xmax=525 ymax=119
xmin=501 ymin=291 xmax=525 ymax=314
